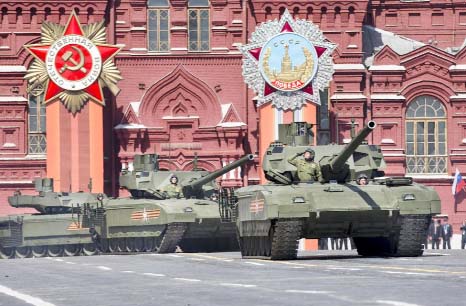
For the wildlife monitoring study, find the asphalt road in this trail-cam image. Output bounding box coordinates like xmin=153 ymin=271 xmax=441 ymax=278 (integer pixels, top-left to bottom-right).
xmin=0 ymin=250 xmax=465 ymax=306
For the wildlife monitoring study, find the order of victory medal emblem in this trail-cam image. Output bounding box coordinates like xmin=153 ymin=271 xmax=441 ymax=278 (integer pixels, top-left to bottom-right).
xmin=240 ymin=9 xmax=336 ymax=110
xmin=24 ymin=10 xmax=123 ymax=114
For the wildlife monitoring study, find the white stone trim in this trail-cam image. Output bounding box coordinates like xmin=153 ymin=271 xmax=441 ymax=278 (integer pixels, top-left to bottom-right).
xmin=449 ymin=65 xmax=466 ymax=71
xmin=114 ymin=123 xmax=147 ymax=130
xmin=217 ymin=122 xmax=246 ymax=127
xmin=333 ymin=64 xmax=366 ymax=70
xmin=212 ymin=26 xmax=228 ymax=30
xmin=130 ymin=27 xmax=146 ymax=31
xmin=0 ymin=96 xmax=28 ymax=102
xmin=330 ymin=93 xmax=367 ymax=100
xmin=0 ymin=180 xmax=34 ymax=184
xmin=171 ymin=26 xmax=187 ymax=31
xmin=450 ymin=94 xmax=466 ymax=100
xmin=129 ymin=48 xmax=148 ymax=52
xmin=371 ymin=94 xmax=406 ymax=100
xmin=369 ymin=65 xmax=406 ymax=71
xmin=0 ymin=65 xmax=26 ymax=73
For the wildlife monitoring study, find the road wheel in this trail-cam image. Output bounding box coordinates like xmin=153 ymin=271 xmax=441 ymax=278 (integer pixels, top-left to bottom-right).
xmin=82 ymin=243 xmax=98 ymax=256
xmin=47 ymin=245 xmax=64 ymax=257
xmin=64 ymin=244 xmax=81 ymax=256
xmin=14 ymin=246 xmax=31 ymax=259
xmin=0 ymin=246 xmax=14 ymax=259
xmin=134 ymin=238 xmax=145 ymax=252
xmin=31 ymin=246 xmax=47 ymax=258
xmin=124 ymin=238 xmax=136 ymax=252
xmin=143 ymin=237 xmax=156 ymax=252
xmin=108 ymin=239 xmax=119 ymax=253
xmin=117 ymin=238 xmax=126 ymax=252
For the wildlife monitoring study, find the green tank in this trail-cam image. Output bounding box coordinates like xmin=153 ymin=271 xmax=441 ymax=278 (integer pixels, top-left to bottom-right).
xmin=0 ymin=178 xmax=105 ymax=259
xmin=82 ymin=154 xmax=255 ymax=254
xmin=220 ymin=121 xmax=441 ymax=259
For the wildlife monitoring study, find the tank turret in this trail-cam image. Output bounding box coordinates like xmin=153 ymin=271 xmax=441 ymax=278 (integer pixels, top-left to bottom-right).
xmin=319 ymin=121 xmax=377 ymax=182
xmin=262 ymin=120 xmax=380 ymax=184
xmin=120 ymin=154 xmax=255 ymax=199
xmin=7 ymin=178 xmax=104 ymax=214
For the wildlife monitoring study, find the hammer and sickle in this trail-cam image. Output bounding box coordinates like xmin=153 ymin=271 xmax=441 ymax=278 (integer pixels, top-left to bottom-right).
xmin=59 ymin=46 xmax=87 ymax=74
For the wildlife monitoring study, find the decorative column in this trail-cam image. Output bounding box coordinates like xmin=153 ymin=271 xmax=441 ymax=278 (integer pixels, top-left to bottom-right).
xmin=24 ymin=11 xmax=122 ymax=192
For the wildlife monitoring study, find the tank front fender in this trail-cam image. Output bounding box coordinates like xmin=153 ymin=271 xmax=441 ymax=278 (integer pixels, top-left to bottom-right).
xmin=278 ymin=204 xmax=310 ymax=218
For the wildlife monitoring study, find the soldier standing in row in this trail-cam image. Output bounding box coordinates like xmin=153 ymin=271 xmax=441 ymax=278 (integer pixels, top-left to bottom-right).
xmin=287 ymin=148 xmax=322 ymax=182
xmin=429 ymin=219 xmax=442 ymax=249
xmin=461 ymin=220 xmax=466 ymax=249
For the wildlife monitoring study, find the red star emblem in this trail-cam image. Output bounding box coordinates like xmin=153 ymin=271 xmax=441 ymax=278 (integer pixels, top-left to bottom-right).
xmin=24 ymin=10 xmax=122 ymax=108
xmin=247 ymin=21 xmax=327 ymax=97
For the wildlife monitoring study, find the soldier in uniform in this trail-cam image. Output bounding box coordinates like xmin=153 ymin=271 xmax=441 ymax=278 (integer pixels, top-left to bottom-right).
xmin=162 ymin=175 xmax=182 ymax=198
xmin=287 ymin=148 xmax=322 ymax=182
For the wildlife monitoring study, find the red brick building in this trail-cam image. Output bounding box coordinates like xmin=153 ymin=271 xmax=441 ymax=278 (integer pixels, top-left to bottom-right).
xmin=1 ymin=0 xmax=466 ymax=230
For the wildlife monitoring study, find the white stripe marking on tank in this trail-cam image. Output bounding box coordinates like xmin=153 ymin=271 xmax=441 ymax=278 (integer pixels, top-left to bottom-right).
xmin=97 ymin=266 xmax=112 ymax=271
xmin=244 ymin=261 xmax=265 ymax=266
xmin=188 ymin=258 xmax=206 ymax=261
xmin=376 ymin=300 xmax=421 ymax=306
xmin=285 ymin=290 xmax=334 ymax=294
xmin=168 ymin=254 xmax=182 ymax=258
xmin=220 ymin=283 xmax=257 ymax=288
xmin=64 ymin=262 xmax=76 ymax=265
xmin=292 ymin=266 xmax=304 ymax=269
xmin=121 ymin=271 xmax=135 ymax=273
xmin=173 ymin=278 xmax=201 ymax=282
xmin=53 ymin=259 xmax=64 ymax=262
xmin=0 ymin=284 xmax=57 ymax=306
xmin=142 ymin=273 xmax=166 ymax=277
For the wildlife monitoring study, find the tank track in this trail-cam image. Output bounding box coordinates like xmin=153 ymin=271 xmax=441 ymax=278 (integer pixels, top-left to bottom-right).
xmin=393 ymin=215 xmax=430 ymax=257
xmin=157 ymin=222 xmax=187 ymax=253
xmin=241 ymin=219 xmax=303 ymax=260
xmin=0 ymin=222 xmax=188 ymax=259
xmin=354 ymin=215 xmax=430 ymax=257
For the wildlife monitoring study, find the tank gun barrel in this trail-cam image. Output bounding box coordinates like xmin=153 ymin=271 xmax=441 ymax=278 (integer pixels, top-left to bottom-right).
xmin=187 ymin=154 xmax=255 ymax=191
xmin=330 ymin=121 xmax=376 ymax=171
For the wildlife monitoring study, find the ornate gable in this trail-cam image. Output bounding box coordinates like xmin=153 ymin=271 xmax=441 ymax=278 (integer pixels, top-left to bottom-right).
xmin=120 ymin=102 xmax=141 ymax=125
xmin=372 ymin=46 xmax=400 ymax=66
xmin=220 ymin=103 xmax=244 ymax=125
xmin=400 ymin=46 xmax=455 ymax=81
xmin=139 ymin=65 xmax=222 ymax=127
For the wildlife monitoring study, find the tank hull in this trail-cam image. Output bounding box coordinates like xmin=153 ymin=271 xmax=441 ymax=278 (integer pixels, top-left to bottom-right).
xmin=234 ymin=181 xmax=441 ymax=259
xmin=0 ymin=214 xmax=96 ymax=259
xmin=89 ymin=198 xmax=238 ymax=254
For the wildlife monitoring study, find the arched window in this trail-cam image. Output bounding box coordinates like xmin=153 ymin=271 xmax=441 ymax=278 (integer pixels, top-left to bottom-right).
xmin=147 ymin=0 xmax=169 ymax=52
xmin=188 ymin=0 xmax=209 ymax=51
xmin=406 ymin=95 xmax=447 ymax=174
xmin=28 ymin=85 xmax=46 ymax=154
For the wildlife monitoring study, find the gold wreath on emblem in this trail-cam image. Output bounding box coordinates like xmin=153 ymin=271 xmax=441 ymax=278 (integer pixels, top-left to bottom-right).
xmin=25 ymin=20 xmax=122 ymax=114
xmin=262 ymin=45 xmax=314 ymax=84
